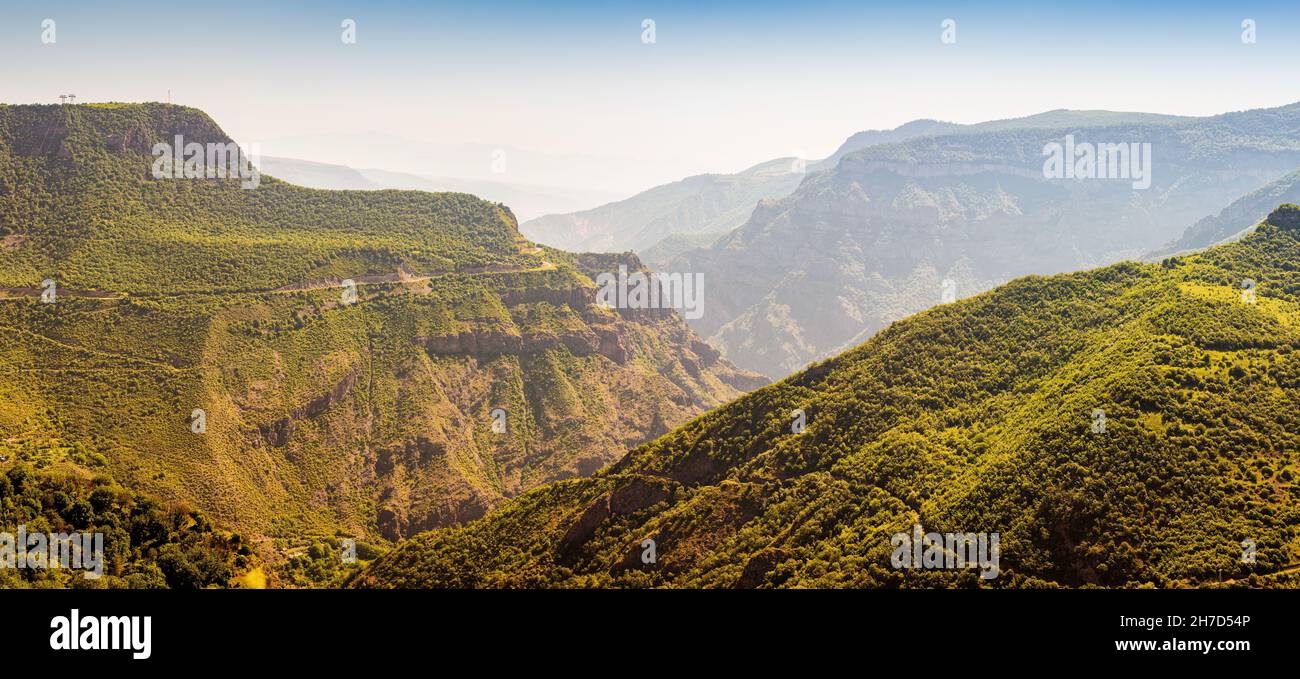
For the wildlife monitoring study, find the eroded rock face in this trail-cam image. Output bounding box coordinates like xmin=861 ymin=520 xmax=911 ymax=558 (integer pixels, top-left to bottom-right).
xmin=106 ymin=124 xmax=157 ymax=154
xmin=375 ymin=437 xmax=443 ymax=475
xmin=376 ymin=493 xmax=491 ymax=541
xmin=608 ymin=478 xmax=672 ymax=514
xmin=15 ymin=124 xmax=70 ymax=158
xmin=557 ymin=477 xmax=674 ymax=562
xmin=259 ymin=368 xmax=360 ymax=447
xmin=690 ymin=338 xmax=720 ymax=366
xmin=420 ymin=331 xmax=523 ymax=356
xmin=593 ymin=326 xmax=629 ymax=364
xmin=735 ymin=548 xmax=791 ymax=589
xmin=558 ymin=495 xmax=612 ymax=560
xmin=258 ymin=418 xmax=296 ymax=448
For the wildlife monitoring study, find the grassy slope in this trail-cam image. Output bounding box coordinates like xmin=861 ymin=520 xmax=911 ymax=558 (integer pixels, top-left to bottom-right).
xmin=356 ymin=205 xmax=1300 ymax=588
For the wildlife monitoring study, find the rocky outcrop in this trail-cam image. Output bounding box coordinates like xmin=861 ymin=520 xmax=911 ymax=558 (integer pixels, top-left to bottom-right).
xmin=419 ymin=331 xmax=523 ymax=356
xmin=259 ymin=367 xmax=359 ymax=447
xmin=689 ymin=338 xmax=720 ymax=366
xmin=717 ymin=369 xmax=771 ymax=393
xmin=15 ymin=122 xmax=70 ymax=158
xmin=499 ymin=286 xmax=590 ymax=308
xmin=735 ymin=548 xmax=792 ymax=589
xmin=558 ymin=494 xmax=612 ymax=560
xmin=375 ymin=436 xmax=444 ymax=475
xmin=557 ymin=478 xmax=674 ymax=561
xmin=418 ymin=326 xmax=634 ymax=365
xmin=377 ymin=494 xmax=490 ymax=541
xmin=593 ymin=326 xmax=628 ymax=363
xmin=609 ymin=478 xmax=672 ymax=514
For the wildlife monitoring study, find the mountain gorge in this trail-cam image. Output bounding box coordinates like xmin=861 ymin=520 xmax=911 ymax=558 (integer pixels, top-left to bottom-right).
xmin=676 ymin=103 xmax=1300 ymax=377
xmin=0 ymin=103 xmax=762 ymax=563
xmin=355 ymin=205 xmax=1300 ymax=589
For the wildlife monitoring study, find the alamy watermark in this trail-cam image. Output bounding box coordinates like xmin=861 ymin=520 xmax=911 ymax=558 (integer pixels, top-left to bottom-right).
xmin=152 ymin=134 xmax=260 ymax=189
xmin=1042 ymin=134 xmax=1151 ymax=190
xmin=596 ymin=265 xmax=703 ymax=320
xmin=890 ymin=524 xmax=1000 ymax=580
xmin=50 ymin=609 xmax=151 ymax=660
xmin=1 ymin=525 xmax=104 ymax=579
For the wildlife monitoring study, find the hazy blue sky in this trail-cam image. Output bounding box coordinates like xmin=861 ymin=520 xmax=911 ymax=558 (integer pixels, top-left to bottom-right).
xmin=3 ymin=1 xmax=1300 ymax=194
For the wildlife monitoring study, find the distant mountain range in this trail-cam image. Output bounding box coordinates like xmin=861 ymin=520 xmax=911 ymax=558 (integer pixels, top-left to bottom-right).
xmin=667 ymin=103 xmax=1300 ymax=377
xmin=253 ymin=131 xmax=688 ymax=198
xmin=517 ymin=119 xmax=982 ymax=264
xmin=519 ymin=110 xmax=1201 ymax=266
xmin=1151 ymin=168 xmax=1300 ymax=258
xmin=354 ymin=204 xmax=1300 ymax=589
xmin=520 ymin=157 xmax=805 ymax=266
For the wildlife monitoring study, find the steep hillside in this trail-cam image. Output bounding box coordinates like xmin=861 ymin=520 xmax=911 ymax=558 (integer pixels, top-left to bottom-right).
xmin=0 ymin=103 xmax=762 ymax=557
xmin=1152 ymin=169 xmax=1300 ymax=258
xmin=355 ymin=205 xmax=1300 ymax=589
xmin=676 ymin=102 xmax=1300 ymax=377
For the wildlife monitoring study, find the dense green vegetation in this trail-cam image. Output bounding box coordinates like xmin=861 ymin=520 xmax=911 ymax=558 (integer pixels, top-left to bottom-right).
xmin=355 ymin=206 xmax=1300 ymax=588
xmin=0 ymin=464 xmax=252 ymax=588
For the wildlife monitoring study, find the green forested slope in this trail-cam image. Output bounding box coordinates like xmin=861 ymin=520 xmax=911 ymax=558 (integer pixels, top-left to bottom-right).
xmin=0 ymin=103 xmax=762 ymax=579
xmin=356 ymin=205 xmax=1300 ymax=588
